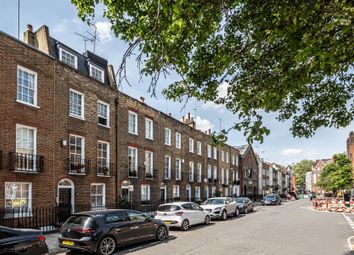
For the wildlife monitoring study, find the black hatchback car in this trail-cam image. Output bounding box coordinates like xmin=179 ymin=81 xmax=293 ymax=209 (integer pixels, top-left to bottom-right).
xmin=233 ymin=197 xmax=254 ymax=214
xmin=59 ymin=209 xmax=168 ymax=255
xmin=0 ymin=226 xmax=49 ymax=255
xmin=262 ymin=194 xmax=282 ymax=205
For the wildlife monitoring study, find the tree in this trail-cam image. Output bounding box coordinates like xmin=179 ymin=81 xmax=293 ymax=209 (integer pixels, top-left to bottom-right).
xmin=293 ymin=160 xmax=314 ymax=189
xmin=318 ymin=153 xmax=353 ymax=193
xmin=71 ymin=0 xmax=354 ymax=142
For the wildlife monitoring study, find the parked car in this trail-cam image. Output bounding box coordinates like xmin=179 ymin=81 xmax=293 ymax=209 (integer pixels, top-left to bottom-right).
xmin=155 ymin=202 xmax=211 ymax=231
xmin=200 ymin=197 xmax=238 ymax=220
xmin=0 ymin=225 xmax=49 ymax=255
xmin=59 ymin=209 xmax=168 ymax=255
xmin=262 ymin=194 xmax=282 ymax=205
xmin=233 ymin=197 xmax=254 ymax=214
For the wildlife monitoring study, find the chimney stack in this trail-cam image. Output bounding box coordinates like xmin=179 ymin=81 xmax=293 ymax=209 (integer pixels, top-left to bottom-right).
xmin=208 ymin=129 xmax=211 ymax=134
xmin=140 ymin=97 xmax=145 ymax=103
xmin=182 ymin=116 xmax=185 ymax=123
xmin=185 ymin=113 xmax=196 ymax=128
xmin=27 ymin=24 xmax=33 ymax=32
xmin=188 ymin=112 xmax=191 ymax=120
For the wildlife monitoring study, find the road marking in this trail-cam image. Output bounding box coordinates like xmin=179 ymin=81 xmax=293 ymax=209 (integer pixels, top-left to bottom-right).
xmin=342 ymin=213 xmax=354 ymax=233
xmin=347 ymin=236 xmax=354 ymax=251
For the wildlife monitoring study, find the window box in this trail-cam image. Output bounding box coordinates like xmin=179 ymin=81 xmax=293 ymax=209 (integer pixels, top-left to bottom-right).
xmin=145 ymin=172 xmax=153 ymax=179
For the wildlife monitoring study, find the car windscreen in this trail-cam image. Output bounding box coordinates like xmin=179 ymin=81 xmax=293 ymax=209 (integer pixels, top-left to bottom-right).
xmin=203 ymin=199 xmax=225 ymax=205
xmin=157 ymin=205 xmax=181 ymax=212
xmin=265 ymin=195 xmax=276 ymax=199
xmin=63 ymin=215 xmax=94 ymax=228
xmin=235 ymin=198 xmax=245 ymax=203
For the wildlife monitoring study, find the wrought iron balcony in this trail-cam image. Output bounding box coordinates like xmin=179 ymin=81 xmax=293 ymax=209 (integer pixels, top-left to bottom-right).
xmin=144 ymin=167 xmax=154 ymax=179
xmin=97 ymin=163 xmax=114 ymax=177
xmin=67 ymin=157 xmax=90 ymax=175
xmin=9 ymin=152 xmax=44 ymax=173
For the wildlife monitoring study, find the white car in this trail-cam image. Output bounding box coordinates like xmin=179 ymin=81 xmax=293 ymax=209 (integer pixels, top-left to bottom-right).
xmin=200 ymin=197 xmax=238 ymax=220
xmin=155 ymin=202 xmax=211 ymax=231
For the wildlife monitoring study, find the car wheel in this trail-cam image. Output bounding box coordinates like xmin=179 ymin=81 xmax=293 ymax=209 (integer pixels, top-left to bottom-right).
xmin=98 ymin=236 xmax=116 ymax=255
xmin=234 ymin=208 xmax=239 ymax=217
xmin=251 ymin=206 xmax=254 ymax=212
xmin=244 ymin=208 xmax=248 ymax=214
xmin=181 ymin=219 xmax=189 ymax=231
xmin=156 ymin=226 xmax=168 ymax=241
xmin=205 ymin=215 xmax=211 ymax=225
xmin=222 ymin=210 xmax=227 ymax=220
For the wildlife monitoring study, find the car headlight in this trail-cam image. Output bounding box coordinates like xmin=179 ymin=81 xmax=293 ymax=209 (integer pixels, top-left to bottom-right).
xmin=214 ymin=207 xmax=222 ymax=211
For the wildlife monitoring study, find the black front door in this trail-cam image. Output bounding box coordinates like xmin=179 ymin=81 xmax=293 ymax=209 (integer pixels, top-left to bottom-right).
xmin=58 ymin=188 xmax=72 ymax=223
xmin=160 ymin=188 xmax=165 ymax=203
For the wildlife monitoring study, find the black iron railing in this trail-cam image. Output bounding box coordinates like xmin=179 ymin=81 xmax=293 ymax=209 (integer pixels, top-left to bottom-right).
xmin=97 ymin=163 xmax=114 ymax=177
xmin=9 ymin=152 xmax=44 ymax=172
xmin=67 ymin=157 xmax=90 ymax=175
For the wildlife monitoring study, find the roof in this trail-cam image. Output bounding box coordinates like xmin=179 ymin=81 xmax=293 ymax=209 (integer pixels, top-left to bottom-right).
xmin=73 ymin=209 xmax=128 ymax=216
xmin=234 ymin=144 xmax=249 ymax=156
xmin=159 ymin=201 xmax=195 ymax=206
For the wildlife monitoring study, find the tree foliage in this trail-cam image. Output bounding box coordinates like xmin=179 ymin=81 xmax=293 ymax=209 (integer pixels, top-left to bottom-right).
xmin=317 ymin=153 xmax=353 ymax=192
xmin=71 ymin=0 xmax=354 ymax=142
xmin=293 ymin=159 xmax=315 ymax=188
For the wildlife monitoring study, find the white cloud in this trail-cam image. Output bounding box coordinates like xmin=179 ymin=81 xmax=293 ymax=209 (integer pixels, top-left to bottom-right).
xmin=217 ymin=82 xmax=229 ymax=98
xmin=195 ymin=116 xmax=214 ymax=132
xmin=95 ymin=21 xmax=113 ymax=42
xmin=281 ymin=148 xmax=303 ymax=156
xmin=201 ymin=82 xmax=229 ymax=111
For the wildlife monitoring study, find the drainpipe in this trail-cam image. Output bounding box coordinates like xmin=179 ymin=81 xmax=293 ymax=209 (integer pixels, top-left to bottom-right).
xmin=114 ymin=97 xmax=119 ymax=206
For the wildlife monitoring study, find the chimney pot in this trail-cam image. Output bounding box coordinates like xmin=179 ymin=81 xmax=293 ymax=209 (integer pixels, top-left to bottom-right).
xmin=27 ymin=24 xmax=33 ymax=32
xmin=208 ymin=129 xmax=211 ymax=134
xmin=140 ymin=97 xmax=145 ymax=103
xmin=188 ymin=112 xmax=191 ymax=120
xmin=182 ymin=116 xmax=185 ymax=122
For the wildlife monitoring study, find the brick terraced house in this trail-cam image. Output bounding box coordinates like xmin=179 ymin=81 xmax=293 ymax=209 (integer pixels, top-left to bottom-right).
xmin=0 ymin=24 xmax=256 ymax=224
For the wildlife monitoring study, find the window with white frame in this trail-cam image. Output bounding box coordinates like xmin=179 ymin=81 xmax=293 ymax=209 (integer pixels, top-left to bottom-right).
xmin=189 ymin=161 xmax=194 ymax=182
xmin=144 ymin=150 xmax=153 ymax=178
xmin=164 ymin=128 xmax=171 ymax=145
xmin=189 ymin=138 xmax=194 ymax=153
xmin=221 ymin=168 xmax=225 ymax=184
xmin=232 ymin=155 xmax=235 ymax=165
xmin=91 ymin=183 xmax=105 ymax=208
xmin=213 ymin=166 xmax=217 ymax=179
xmin=145 ymin=118 xmax=153 ymax=140
xmin=226 ymin=169 xmax=229 ymax=184
xmin=231 ymin=170 xmax=235 ymax=182
xmin=176 ymin=158 xmax=182 ymax=180
xmin=236 ymin=156 xmax=239 ymax=166
xmin=207 ymin=144 xmax=211 ymax=158
xmin=195 ymin=186 xmax=201 ymax=200
xmin=69 ymin=134 xmax=85 ymax=173
xmin=69 ymin=89 xmax=84 ymax=119
xmin=213 ymin=147 xmax=217 ymax=160
xmin=59 ymin=48 xmax=77 ymax=68
xmin=97 ymin=101 xmax=109 ymax=127
xmin=212 ymin=186 xmax=216 ymax=197
xmin=164 ymin=155 xmax=171 ymax=179
xmin=197 ymin=163 xmax=202 ymax=182
xmin=128 ymin=111 xmax=138 ymax=135
xmin=17 ymin=66 xmax=37 ymax=107
xmin=89 ymin=63 xmax=104 ymax=82
xmin=97 ymin=141 xmax=109 ymax=175
xmin=173 ymin=185 xmax=180 ymax=198
xmin=204 ymin=186 xmax=209 ymax=199
xmin=128 ymin=147 xmax=138 ymax=176
xmin=221 ymin=150 xmax=225 ymax=162
xmin=224 ymin=187 xmax=229 ymax=196
xmin=197 ymin=141 xmax=202 ymax=155
xmin=5 ymin=182 xmax=32 ymax=216
xmin=141 ymin=185 xmax=150 ymax=201
xmin=226 ymin=152 xmax=229 ymax=163
xmin=16 ymin=124 xmax=36 ymax=171
xmin=175 ymin=132 xmax=181 ymax=149
xmin=207 ymin=164 xmax=212 ymax=179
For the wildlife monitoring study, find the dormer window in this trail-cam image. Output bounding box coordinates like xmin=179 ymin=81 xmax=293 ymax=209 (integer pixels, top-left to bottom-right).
xmin=59 ymin=48 xmax=77 ymax=69
xmin=89 ymin=63 xmax=104 ymax=82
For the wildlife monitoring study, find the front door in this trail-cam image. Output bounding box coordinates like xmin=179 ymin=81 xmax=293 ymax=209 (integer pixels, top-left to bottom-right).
xmin=160 ymin=188 xmax=166 ymax=203
xmin=58 ymin=188 xmax=72 ymax=223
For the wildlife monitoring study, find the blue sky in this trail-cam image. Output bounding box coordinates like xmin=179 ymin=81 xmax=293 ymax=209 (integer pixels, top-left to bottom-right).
xmin=1 ymin=0 xmax=353 ymax=166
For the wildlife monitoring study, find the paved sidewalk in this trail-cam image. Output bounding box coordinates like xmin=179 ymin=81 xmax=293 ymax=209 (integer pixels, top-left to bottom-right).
xmin=45 ymin=232 xmax=67 ymax=254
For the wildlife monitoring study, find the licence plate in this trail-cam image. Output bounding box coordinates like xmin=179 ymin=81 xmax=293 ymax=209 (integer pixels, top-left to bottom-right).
xmin=164 ymin=221 xmax=171 ymax=225
xmin=62 ymin=240 xmax=74 ymax=246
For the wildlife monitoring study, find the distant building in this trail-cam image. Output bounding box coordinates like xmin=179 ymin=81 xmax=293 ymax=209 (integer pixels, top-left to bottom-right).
xmin=347 ymin=131 xmax=354 ymax=176
xmin=311 ymin=159 xmax=332 ymax=194
xmin=305 ymin=172 xmax=312 ymax=192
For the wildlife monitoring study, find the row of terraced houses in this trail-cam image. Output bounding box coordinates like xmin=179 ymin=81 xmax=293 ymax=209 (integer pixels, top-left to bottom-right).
xmin=0 ymin=25 xmax=291 ymax=220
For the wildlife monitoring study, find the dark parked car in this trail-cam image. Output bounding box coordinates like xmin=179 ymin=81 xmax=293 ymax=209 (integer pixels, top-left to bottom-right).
xmin=233 ymin=197 xmax=254 ymax=214
xmin=262 ymin=194 xmax=282 ymax=205
xmin=0 ymin=225 xmax=48 ymax=255
xmin=59 ymin=209 xmax=169 ymax=255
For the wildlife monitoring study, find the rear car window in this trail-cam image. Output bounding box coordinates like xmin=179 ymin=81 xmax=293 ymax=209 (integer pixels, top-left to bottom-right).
xmin=64 ymin=215 xmax=94 ymax=228
xmin=157 ymin=205 xmax=181 ymax=212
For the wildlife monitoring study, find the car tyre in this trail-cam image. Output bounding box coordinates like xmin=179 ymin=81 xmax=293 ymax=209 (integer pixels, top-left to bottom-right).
xmin=98 ymin=236 xmax=116 ymax=255
xmin=205 ymin=215 xmax=211 ymax=225
xmin=244 ymin=208 xmax=248 ymax=214
xmin=156 ymin=226 xmax=168 ymax=241
xmin=221 ymin=210 xmax=227 ymax=220
xmin=234 ymin=207 xmax=239 ymax=217
xmin=181 ymin=219 xmax=189 ymax=231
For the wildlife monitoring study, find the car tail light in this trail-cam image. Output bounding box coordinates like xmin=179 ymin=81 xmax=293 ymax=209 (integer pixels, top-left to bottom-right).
xmin=175 ymin=211 xmax=183 ymax=216
xmin=77 ymin=227 xmax=96 ymax=235
xmin=37 ymin=235 xmax=46 ymax=242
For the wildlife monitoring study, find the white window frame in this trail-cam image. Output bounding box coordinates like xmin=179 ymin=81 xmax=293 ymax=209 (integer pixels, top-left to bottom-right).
xmin=197 ymin=141 xmax=202 ymax=156
xmin=205 ymin=186 xmax=209 ymax=199
xmin=189 ymin=138 xmax=194 ymax=153
xmin=145 ymin=118 xmax=153 ymax=140
xmin=195 ymin=186 xmax=201 ymax=200
xmin=69 ymin=88 xmax=85 ymax=119
xmin=189 ymin=161 xmax=194 ymax=182
xmin=69 ymin=134 xmax=85 ymax=160
xmin=89 ymin=63 xmax=105 ymax=83
xmin=197 ymin=163 xmax=202 ymax=182
xmin=173 ymin=185 xmax=180 ymax=198
xmin=59 ymin=47 xmax=78 ymax=69
xmin=164 ymin=128 xmax=171 ymax=146
xmin=144 ymin=150 xmax=154 ymax=178
xmin=16 ymin=123 xmax=37 ymax=161
xmin=226 ymin=152 xmax=229 ymax=163
xmin=128 ymin=111 xmax=138 ymax=135
xmin=175 ymin=132 xmax=181 ymax=149
xmin=213 ymin=166 xmax=217 ymax=179
xmin=128 ymin=146 xmax=138 ymax=175
xmin=176 ymin=158 xmax=182 ymax=180
xmin=141 ymin=185 xmax=151 ymax=201
xmin=221 ymin=150 xmax=225 ymax=162
xmin=221 ymin=168 xmax=225 ymax=184
xmin=207 ymin=144 xmax=211 ymax=158
xmin=90 ymin=183 xmax=106 ymax=209
xmin=213 ymin=147 xmax=217 ymax=160
xmin=17 ymin=65 xmax=38 ymax=107
xmin=97 ymin=100 xmax=110 ymax=127
xmin=164 ymin=155 xmax=171 ymax=179
xmin=97 ymin=140 xmax=110 ymax=174
xmin=207 ymin=164 xmax=212 ymax=179
xmin=5 ymin=182 xmax=32 ymax=217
